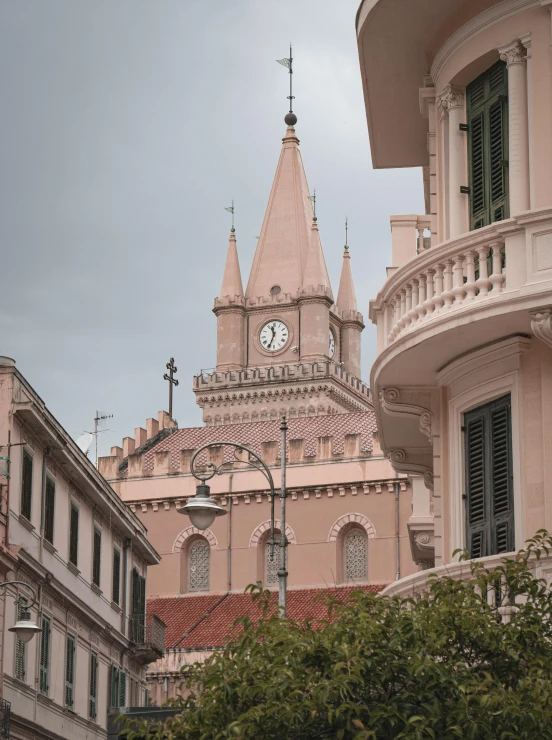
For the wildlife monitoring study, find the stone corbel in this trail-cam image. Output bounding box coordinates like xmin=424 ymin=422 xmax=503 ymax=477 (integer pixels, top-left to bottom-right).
xmin=530 ymin=307 xmax=552 ymax=349
xmin=388 ymin=449 xmax=434 ymax=491
xmin=380 ymin=388 xmax=433 ymax=441
xmin=408 ymin=518 xmax=435 ymax=570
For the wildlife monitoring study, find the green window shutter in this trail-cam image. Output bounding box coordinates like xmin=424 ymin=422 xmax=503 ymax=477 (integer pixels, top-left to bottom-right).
xmin=112 ymin=548 xmax=121 ymax=604
xmin=110 ymin=664 xmax=119 ymax=708
xmin=14 ymin=600 xmax=27 ymax=681
xmin=44 ymin=478 xmax=55 ymax=544
xmin=119 ymin=669 xmax=127 ymax=708
xmin=39 ymin=616 xmax=50 ymax=694
xmin=465 ymin=394 xmax=513 ymax=558
xmin=144 ymin=688 xmax=149 ymax=707
xmin=92 ymin=528 xmax=101 ymax=587
xmin=490 ymin=399 xmax=514 ymax=553
xmin=65 ymin=634 xmax=75 ymax=707
xmin=467 ymin=61 xmax=509 ymax=230
xmin=69 ymin=504 xmax=79 ymax=566
xmin=21 ymin=450 xmax=33 ymax=521
xmin=89 ymin=652 xmax=98 ymax=720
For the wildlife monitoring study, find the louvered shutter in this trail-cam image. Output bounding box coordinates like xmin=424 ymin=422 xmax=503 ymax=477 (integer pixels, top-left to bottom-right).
xmin=110 ymin=664 xmax=119 ymax=708
xmin=65 ymin=634 xmax=75 ymax=707
xmin=14 ymin=600 xmax=27 ymax=681
xmin=118 ymin=669 xmax=126 ymax=708
xmin=465 ymin=394 xmax=513 ymax=558
xmin=69 ymin=504 xmax=79 ymax=566
xmin=467 ymin=61 xmax=509 ymax=229
xmin=490 ymin=398 xmax=514 ymax=553
xmin=112 ymin=548 xmax=121 ymax=604
xmin=89 ymin=652 xmax=98 ymax=720
xmin=92 ymin=528 xmax=101 ymax=586
xmin=39 ymin=616 xmax=50 ymax=694
xmin=21 ymin=450 xmax=33 ymax=521
xmin=44 ymin=478 xmax=55 ymax=544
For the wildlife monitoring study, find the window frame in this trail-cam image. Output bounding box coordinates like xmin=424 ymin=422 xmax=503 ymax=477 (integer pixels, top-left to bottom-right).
xmin=65 ymin=632 xmax=76 ymax=708
xmin=39 ymin=614 xmax=51 ymax=695
xmin=187 ymin=537 xmax=211 ymax=593
xmin=342 ymin=526 xmax=368 ymax=583
xmin=89 ymin=651 xmax=98 ymax=720
xmin=20 ymin=448 xmax=33 ymax=522
xmin=69 ymin=501 xmax=79 ymax=567
xmin=44 ymin=476 xmax=56 ymax=545
xmin=112 ymin=546 xmax=121 ymax=605
xmin=92 ymin=526 xmax=102 ymax=587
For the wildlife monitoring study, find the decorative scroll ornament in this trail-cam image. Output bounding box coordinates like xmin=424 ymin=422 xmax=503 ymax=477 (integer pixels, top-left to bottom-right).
xmin=530 ymin=307 xmax=552 ymax=349
xmin=436 ymin=84 xmax=464 ymax=118
xmin=499 ymin=39 xmax=526 ymax=67
xmin=380 ymin=388 xmax=433 ymax=440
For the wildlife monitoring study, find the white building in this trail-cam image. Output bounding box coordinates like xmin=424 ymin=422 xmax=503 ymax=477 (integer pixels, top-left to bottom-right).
xmin=0 ymin=357 xmax=164 ymax=740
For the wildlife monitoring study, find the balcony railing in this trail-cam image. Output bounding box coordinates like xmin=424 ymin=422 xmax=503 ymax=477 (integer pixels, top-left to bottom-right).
xmin=129 ymin=613 xmax=166 ymax=663
xmin=0 ymin=699 xmax=10 ymax=740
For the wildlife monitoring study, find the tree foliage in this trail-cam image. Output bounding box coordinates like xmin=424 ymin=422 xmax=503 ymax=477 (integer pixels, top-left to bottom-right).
xmin=129 ymin=532 xmax=552 ymax=739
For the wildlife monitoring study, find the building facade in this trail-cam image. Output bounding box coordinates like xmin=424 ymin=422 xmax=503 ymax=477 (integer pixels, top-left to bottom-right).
xmin=100 ymin=116 xmax=418 ymax=697
xmin=0 ymin=357 xmax=164 ymax=740
xmin=356 ymin=0 xmax=552 ymax=584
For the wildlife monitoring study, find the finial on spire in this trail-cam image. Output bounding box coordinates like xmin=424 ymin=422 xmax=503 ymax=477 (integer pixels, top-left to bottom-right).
xmin=308 ymin=189 xmax=317 ymax=221
xmin=224 ymin=200 xmax=235 ymax=233
xmin=344 ymin=217 xmax=349 ymax=252
xmin=277 ymin=43 xmax=297 ymax=126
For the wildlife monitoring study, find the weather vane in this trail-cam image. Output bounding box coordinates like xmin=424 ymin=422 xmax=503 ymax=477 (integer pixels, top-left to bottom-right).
xmin=224 ymin=200 xmax=235 ymax=233
xmin=309 ymin=189 xmax=317 ymax=221
xmin=277 ymin=43 xmax=297 ymax=126
xmin=345 ymin=218 xmax=349 ymax=251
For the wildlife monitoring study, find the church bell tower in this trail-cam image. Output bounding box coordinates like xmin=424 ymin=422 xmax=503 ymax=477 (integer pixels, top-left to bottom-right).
xmin=194 ymin=110 xmax=370 ymax=425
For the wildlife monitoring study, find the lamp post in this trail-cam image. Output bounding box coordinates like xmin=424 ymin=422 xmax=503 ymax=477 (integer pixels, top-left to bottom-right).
xmin=178 ymin=416 xmax=289 ymax=616
xmin=1 ymin=581 xmax=42 ymax=643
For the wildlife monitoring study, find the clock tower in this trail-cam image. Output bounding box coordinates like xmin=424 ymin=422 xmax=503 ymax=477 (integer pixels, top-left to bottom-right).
xmin=194 ymin=117 xmax=370 ymax=425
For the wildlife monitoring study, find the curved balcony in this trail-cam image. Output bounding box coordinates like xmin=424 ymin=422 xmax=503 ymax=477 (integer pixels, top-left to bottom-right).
xmin=369 ymin=209 xmax=552 ymax=391
xmin=382 ymin=551 xmax=552 ymax=608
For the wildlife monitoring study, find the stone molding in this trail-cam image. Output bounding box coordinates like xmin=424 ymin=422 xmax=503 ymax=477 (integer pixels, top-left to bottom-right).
xmin=498 ymin=38 xmax=527 ymax=67
xmin=328 ymin=513 xmax=377 ymax=542
xmin=249 ymin=520 xmax=297 ymax=547
xmin=388 ymin=448 xmax=434 ymax=491
xmin=530 ymin=306 xmax=552 ymax=349
xmin=407 ymin=517 xmax=435 ymax=570
xmin=172 ymin=526 xmax=218 ymax=553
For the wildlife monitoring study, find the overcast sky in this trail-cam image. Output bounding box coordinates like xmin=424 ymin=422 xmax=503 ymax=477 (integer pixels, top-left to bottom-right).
xmin=0 ymin=0 xmax=423 ymax=459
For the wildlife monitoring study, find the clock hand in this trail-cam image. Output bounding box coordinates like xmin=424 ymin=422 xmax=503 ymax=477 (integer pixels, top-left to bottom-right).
xmin=268 ymin=326 xmax=276 ymax=349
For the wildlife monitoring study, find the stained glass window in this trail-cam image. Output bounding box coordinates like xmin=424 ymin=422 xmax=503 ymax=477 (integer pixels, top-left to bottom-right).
xmin=344 ymin=529 xmax=367 ymax=581
xmin=188 ymin=539 xmax=210 ymax=592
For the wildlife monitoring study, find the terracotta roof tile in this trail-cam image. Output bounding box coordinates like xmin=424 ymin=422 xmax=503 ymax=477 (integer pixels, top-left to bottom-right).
xmin=143 ymin=412 xmax=376 ymax=472
xmin=149 ymin=584 xmax=385 ymax=650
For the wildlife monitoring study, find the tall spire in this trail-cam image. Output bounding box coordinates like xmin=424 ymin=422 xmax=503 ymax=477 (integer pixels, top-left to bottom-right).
xmin=337 ymin=228 xmax=358 ymax=313
xmin=218 ymin=229 xmax=244 ymax=300
xmin=302 ymin=217 xmax=333 ymax=298
xmin=245 ymin=124 xmax=315 ymax=300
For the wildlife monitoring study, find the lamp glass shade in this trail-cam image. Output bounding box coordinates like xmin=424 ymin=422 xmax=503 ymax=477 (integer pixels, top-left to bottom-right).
xmin=9 ymin=613 xmax=42 ymax=643
xmin=188 ymin=507 xmax=217 ymax=530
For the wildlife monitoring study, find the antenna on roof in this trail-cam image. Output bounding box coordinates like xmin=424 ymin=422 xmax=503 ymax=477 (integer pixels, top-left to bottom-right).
xmin=344 ymin=217 xmax=349 ymax=252
xmin=92 ymin=411 xmax=113 ymax=468
xmin=308 ymin=189 xmax=317 ymax=221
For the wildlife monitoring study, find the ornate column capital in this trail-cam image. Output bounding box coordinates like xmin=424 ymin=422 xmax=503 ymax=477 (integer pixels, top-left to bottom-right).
xmin=531 ymin=307 xmax=552 ymax=349
xmin=498 ymin=39 xmax=527 ymax=67
xmin=436 ymin=84 xmax=464 ymax=120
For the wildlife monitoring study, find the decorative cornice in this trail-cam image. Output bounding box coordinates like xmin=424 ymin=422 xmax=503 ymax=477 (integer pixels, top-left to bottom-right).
xmin=498 ymin=39 xmax=527 ymax=67
xmin=530 ymin=307 xmax=552 ymax=348
xmin=436 ymin=84 xmax=464 ymax=120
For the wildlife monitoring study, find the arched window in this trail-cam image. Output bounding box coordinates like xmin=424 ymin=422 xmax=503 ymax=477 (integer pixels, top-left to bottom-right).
xmin=265 ymin=539 xmax=279 ymax=586
xmin=188 ymin=538 xmax=210 ymax=592
xmin=344 ymin=528 xmax=367 ymax=582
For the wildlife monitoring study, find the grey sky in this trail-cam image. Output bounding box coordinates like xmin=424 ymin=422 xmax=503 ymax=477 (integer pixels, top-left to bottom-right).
xmin=0 ymin=0 xmax=423 ymax=458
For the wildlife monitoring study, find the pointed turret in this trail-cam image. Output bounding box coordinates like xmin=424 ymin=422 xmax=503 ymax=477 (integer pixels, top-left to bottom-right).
xmin=245 ymin=125 xmax=315 ymax=302
xmin=218 ymin=230 xmax=244 ymax=300
xmin=213 ymin=229 xmax=246 ymax=372
xmin=302 ymin=218 xmax=333 ymax=299
xmin=336 ymin=244 xmax=364 ymax=379
xmin=337 ymin=246 xmax=357 ymax=313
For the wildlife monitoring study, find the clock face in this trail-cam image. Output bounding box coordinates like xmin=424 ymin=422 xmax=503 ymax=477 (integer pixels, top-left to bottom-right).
xmin=329 ymin=329 xmax=336 ymax=358
xmin=259 ymin=320 xmax=289 ymax=352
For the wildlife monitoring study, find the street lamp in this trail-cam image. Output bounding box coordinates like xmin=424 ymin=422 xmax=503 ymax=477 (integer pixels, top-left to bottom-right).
xmin=2 ymin=581 xmax=42 ymax=643
xmin=178 ymin=416 xmax=289 ymax=615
